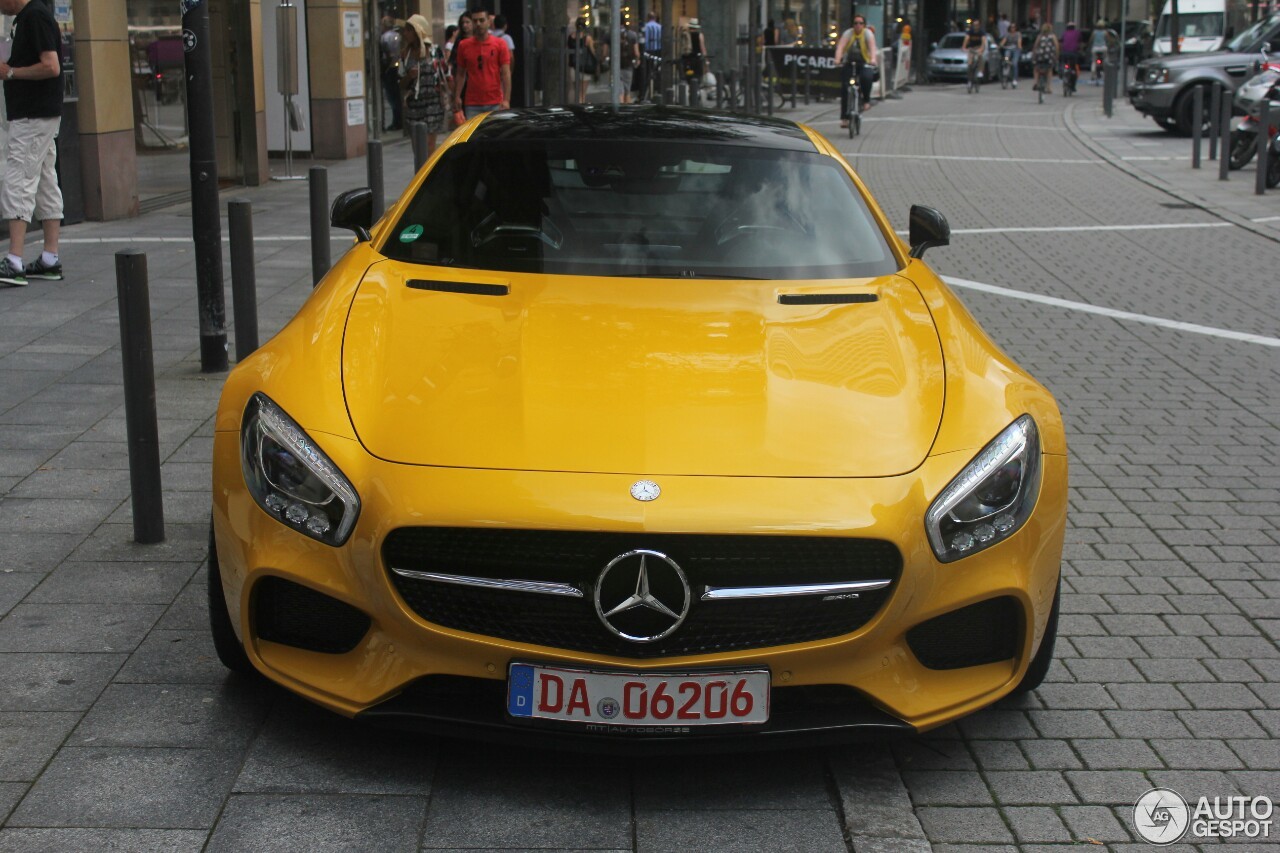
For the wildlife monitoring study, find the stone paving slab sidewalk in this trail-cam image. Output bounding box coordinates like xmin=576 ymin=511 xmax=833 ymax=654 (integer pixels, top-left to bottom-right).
xmin=0 ymin=87 xmax=1277 ymax=850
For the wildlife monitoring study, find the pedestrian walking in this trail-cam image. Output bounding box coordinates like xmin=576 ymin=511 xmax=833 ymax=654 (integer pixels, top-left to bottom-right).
xmin=567 ymin=17 xmax=597 ymax=104
xmin=619 ymin=19 xmax=640 ymax=104
xmin=0 ymin=0 xmax=65 ymax=287
xmin=447 ymin=11 xmax=474 ymax=124
xmin=454 ymin=9 xmax=511 ymax=119
xmin=379 ymin=17 xmax=404 ymax=131
xmin=401 ymin=14 xmax=449 ymax=159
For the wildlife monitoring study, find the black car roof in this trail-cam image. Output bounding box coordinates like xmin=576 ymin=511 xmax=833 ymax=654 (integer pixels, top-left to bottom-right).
xmin=468 ymin=105 xmax=818 ymax=151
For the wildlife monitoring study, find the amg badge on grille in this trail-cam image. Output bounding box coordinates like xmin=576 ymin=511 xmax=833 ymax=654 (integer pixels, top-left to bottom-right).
xmin=630 ymin=480 xmax=661 ymax=502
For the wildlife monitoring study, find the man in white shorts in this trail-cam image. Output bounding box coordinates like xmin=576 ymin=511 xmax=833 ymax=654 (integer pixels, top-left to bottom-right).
xmin=0 ymin=0 xmax=65 ymax=287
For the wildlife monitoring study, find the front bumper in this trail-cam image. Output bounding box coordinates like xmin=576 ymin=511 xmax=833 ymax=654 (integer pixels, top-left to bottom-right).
xmin=212 ymin=431 xmax=1067 ymax=743
xmin=1128 ymin=81 xmax=1178 ymax=118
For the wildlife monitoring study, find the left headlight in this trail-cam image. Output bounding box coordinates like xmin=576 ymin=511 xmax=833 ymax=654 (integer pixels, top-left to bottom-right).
xmin=925 ymin=415 xmax=1041 ymax=563
xmin=240 ymin=392 xmax=360 ymax=546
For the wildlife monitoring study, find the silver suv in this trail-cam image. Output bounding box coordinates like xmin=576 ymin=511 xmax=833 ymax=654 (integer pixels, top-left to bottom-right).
xmin=1129 ymin=13 xmax=1280 ymax=134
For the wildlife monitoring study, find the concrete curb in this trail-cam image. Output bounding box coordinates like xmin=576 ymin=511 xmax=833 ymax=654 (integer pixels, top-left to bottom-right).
xmin=1063 ymin=100 xmax=1280 ymax=246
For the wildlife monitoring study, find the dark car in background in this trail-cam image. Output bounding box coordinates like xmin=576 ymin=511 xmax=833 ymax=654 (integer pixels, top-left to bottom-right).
xmin=1111 ymin=20 xmax=1156 ymax=64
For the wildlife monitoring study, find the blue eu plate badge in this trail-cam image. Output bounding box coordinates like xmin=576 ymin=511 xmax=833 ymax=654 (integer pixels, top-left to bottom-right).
xmin=507 ymin=663 xmax=535 ymax=717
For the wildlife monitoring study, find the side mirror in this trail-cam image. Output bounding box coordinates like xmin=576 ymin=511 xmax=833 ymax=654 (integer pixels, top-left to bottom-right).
xmin=331 ymin=188 xmax=374 ymax=242
xmin=908 ymin=205 xmax=950 ymax=259
xmin=930 ymin=41 xmax=938 ymax=49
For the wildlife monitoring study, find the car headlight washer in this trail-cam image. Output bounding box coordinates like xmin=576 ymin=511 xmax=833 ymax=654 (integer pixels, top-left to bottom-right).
xmin=240 ymin=392 xmax=360 ymax=546
xmin=925 ymin=415 xmax=1041 ymax=563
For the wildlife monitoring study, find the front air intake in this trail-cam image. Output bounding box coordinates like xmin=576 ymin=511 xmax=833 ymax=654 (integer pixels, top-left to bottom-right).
xmin=253 ymin=576 xmax=371 ymax=654
xmin=906 ymin=596 xmax=1021 ymax=670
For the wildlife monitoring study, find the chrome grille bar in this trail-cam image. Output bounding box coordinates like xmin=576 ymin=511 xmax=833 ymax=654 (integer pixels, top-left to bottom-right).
xmin=390 ymin=567 xmax=584 ymax=598
xmin=701 ymin=579 xmax=893 ymax=601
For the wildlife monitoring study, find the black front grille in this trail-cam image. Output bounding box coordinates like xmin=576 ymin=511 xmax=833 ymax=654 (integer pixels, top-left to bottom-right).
xmin=906 ymin=596 xmax=1021 ymax=670
xmin=254 ymin=576 xmax=372 ymax=654
xmin=383 ymin=528 xmax=901 ymax=658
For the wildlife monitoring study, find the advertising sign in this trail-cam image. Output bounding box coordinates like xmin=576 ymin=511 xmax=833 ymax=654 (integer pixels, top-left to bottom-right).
xmin=764 ymin=47 xmax=842 ymax=92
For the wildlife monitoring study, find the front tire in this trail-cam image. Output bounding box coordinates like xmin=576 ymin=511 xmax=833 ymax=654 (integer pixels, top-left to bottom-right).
xmin=207 ymin=522 xmax=254 ymax=673
xmin=1174 ymin=86 xmax=1211 ymax=136
xmin=1009 ymin=580 xmax=1059 ymax=694
xmin=1230 ymin=128 xmax=1257 ymax=170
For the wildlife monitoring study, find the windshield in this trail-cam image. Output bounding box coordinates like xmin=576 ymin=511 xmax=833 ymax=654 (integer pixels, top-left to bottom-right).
xmin=1156 ymin=12 xmax=1223 ymax=39
xmin=382 ymin=140 xmax=898 ymax=279
xmin=1226 ymin=13 xmax=1280 ymax=51
xmin=939 ymin=34 xmax=968 ymax=48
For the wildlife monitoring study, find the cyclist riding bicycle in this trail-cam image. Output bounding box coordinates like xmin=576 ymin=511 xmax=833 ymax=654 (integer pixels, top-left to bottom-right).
xmin=962 ymin=20 xmax=989 ymax=92
xmin=835 ymin=15 xmax=878 ymax=128
xmin=1000 ymin=21 xmax=1021 ymax=88
xmin=1031 ymin=22 xmax=1058 ymax=95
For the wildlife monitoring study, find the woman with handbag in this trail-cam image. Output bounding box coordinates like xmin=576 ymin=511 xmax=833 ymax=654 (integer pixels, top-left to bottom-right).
xmin=567 ymin=17 xmax=596 ymax=104
xmin=401 ymin=15 xmax=449 ymax=160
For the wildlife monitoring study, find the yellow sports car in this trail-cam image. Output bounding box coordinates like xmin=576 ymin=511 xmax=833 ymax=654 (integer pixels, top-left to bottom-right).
xmin=209 ymin=107 xmax=1067 ymax=748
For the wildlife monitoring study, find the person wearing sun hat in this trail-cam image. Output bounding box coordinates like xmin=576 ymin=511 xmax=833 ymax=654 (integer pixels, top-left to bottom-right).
xmin=401 ymin=14 xmax=449 ymax=157
xmin=680 ymin=17 xmax=707 ymax=88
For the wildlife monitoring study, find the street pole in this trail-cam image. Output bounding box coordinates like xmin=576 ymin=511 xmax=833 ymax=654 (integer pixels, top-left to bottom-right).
xmin=610 ymin=0 xmax=621 ymax=103
xmin=181 ymin=0 xmax=228 ymax=373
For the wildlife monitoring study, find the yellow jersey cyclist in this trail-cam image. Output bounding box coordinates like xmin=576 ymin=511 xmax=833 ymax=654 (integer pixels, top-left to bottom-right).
xmin=835 ymin=15 xmax=878 ymax=127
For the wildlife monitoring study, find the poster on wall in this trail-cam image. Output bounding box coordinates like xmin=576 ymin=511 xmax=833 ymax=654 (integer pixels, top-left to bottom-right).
xmin=446 ymin=0 xmax=468 ymax=24
xmin=345 ymin=70 xmax=363 ymax=98
xmin=347 ymin=98 xmax=365 ymax=126
xmin=343 ymin=11 xmax=361 ymax=48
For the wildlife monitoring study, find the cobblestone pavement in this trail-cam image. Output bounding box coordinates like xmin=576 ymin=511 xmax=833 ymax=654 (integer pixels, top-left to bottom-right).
xmin=0 ymin=80 xmax=1277 ymax=851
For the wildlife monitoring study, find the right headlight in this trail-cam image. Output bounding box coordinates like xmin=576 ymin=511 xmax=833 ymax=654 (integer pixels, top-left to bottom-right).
xmin=925 ymin=415 xmax=1041 ymax=563
xmin=240 ymin=393 xmax=361 ymax=547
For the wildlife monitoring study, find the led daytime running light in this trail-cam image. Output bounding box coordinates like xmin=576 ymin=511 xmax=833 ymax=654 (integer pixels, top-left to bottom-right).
xmin=925 ymin=415 xmax=1040 ymax=562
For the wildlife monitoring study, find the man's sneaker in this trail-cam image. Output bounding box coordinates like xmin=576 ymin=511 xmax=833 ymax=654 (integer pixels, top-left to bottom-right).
xmin=0 ymin=257 xmax=27 ymax=287
xmin=24 ymin=256 xmax=62 ymax=281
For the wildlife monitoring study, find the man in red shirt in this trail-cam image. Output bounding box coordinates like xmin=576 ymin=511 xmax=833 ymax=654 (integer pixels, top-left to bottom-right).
xmin=454 ymin=10 xmax=511 ymax=118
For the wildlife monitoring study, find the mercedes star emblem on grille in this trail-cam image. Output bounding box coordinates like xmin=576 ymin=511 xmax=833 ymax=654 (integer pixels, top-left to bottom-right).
xmin=630 ymin=480 xmax=661 ymax=501
xmin=594 ymin=549 xmax=690 ymax=642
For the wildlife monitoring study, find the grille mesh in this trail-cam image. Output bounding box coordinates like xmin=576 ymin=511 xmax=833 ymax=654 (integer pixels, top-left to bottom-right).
xmin=383 ymin=528 xmax=901 ymax=658
xmin=254 ymin=576 xmax=371 ymax=654
xmin=906 ymin=596 xmax=1021 ymax=670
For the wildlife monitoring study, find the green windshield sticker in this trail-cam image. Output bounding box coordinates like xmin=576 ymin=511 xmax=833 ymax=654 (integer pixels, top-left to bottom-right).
xmin=399 ymin=225 xmax=424 ymax=243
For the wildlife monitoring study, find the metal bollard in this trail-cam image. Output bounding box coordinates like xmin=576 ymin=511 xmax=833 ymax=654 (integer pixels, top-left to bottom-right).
xmin=1257 ymin=101 xmax=1270 ymax=194
xmin=1191 ymin=86 xmax=1203 ymax=169
xmin=367 ymin=138 xmax=385 ymax=222
xmin=227 ymin=199 xmax=258 ymax=361
xmin=1103 ymin=62 xmax=1115 ymax=117
xmin=309 ymin=166 xmax=330 ymax=286
xmin=412 ymin=123 xmax=429 ymax=171
xmin=1220 ymin=92 xmax=1232 ymax=181
xmin=804 ymin=66 xmax=811 ymax=105
xmin=115 ymin=250 xmax=165 ymax=545
xmin=790 ymin=59 xmax=797 ymax=108
xmin=1209 ymin=84 xmax=1221 ymax=160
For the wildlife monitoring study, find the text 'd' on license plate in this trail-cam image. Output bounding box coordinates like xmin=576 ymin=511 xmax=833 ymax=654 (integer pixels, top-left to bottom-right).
xmin=507 ymin=663 xmax=770 ymax=726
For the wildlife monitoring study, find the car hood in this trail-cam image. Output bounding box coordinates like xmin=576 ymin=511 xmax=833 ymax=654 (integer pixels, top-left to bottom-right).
xmin=929 ymin=48 xmax=968 ymax=59
xmin=341 ymin=264 xmax=944 ymax=477
xmin=1143 ymin=49 xmax=1253 ymax=70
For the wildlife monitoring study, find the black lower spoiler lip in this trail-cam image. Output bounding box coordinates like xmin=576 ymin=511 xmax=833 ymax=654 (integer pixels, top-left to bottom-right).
xmin=354 ymin=676 xmax=916 ymax=755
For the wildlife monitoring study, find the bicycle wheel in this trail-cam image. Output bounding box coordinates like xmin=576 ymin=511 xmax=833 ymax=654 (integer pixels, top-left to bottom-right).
xmin=848 ymin=85 xmax=858 ymax=137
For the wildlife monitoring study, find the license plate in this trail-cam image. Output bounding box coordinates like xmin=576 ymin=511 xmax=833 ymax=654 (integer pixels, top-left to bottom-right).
xmin=507 ymin=663 xmax=770 ymax=727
